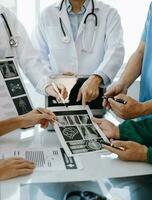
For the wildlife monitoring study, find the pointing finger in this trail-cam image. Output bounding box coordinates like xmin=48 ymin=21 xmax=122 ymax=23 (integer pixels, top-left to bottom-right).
xmin=77 ymin=89 xmax=82 ymax=102
xmin=82 ymin=93 xmax=87 ymax=107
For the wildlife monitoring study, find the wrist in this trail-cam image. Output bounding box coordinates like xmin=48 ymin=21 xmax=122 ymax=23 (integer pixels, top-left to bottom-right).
xmin=141 ymin=101 xmax=152 ymax=116
xmin=45 ymin=84 xmax=52 ymax=95
xmin=90 ymin=74 xmax=102 ymax=85
xmin=118 ymin=79 xmax=129 ymax=90
xmin=13 ymin=116 xmax=23 ymax=129
xmin=141 ymin=145 xmax=148 ymax=162
xmin=115 ymin=127 xmax=120 ymax=139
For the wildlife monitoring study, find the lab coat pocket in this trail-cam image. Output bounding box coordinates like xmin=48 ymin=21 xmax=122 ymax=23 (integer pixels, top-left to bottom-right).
xmin=0 ymin=41 xmax=10 ymax=58
xmin=46 ymin=26 xmax=65 ymax=50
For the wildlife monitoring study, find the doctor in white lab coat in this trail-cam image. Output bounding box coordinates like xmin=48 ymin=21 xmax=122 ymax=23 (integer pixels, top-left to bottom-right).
xmin=33 ymin=0 xmax=124 ymax=105
xmin=0 ymin=5 xmax=67 ymax=99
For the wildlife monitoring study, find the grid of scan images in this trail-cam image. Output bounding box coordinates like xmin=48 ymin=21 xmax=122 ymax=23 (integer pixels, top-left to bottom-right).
xmin=0 ymin=60 xmax=33 ymax=115
xmin=54 ymin=110 xmax=104 ymax=155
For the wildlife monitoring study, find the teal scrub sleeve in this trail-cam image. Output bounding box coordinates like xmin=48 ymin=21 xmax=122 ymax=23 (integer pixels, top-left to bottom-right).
xmin=119 ymin=119 xmax=152 ymax=147
xmin=147 ymin=147 xmax=152 ymax=164
xmin=141 ymin=2 xmax=152 ymax=42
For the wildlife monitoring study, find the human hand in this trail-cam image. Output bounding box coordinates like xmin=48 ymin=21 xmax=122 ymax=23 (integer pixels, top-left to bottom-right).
xmin=108 ymin=94 xmax=144 ymax=119
xmin=92 ymin=117 xmax=119 ymax=139
xmin=19 ymin=108 xmax=56 ymax=128
xmin=103 ymin=141 xmax=148 ymax=162
xmin=77 ymin=75 xmax=102 ymax=106
xmin=0 ymin=158 xmax=35 ymax=180
xmin=103 ymin=82 xmax=128 ymax=109
xmin=45 ymin=83 xmax=68 ymax=102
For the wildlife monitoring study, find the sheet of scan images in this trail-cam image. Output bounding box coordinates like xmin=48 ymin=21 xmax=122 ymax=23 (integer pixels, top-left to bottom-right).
xmin=50 ymin=106 xmax=110 ymax=156
xmin=0 ymin=58 xmax=33 ymax=120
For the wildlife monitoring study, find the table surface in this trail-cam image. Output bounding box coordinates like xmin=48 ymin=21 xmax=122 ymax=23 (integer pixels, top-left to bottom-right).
xmin=0 ymin=111 xmax=152 ymax=200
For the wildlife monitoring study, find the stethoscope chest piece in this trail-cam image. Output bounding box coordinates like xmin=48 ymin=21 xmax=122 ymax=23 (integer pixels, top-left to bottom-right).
xmin=9 ymin=37 xmax=18 ymax=47
xmin=63 ymin=35 xmax=70 ymax=43
xmin=1 ymin=13 xmax=18 ymax=48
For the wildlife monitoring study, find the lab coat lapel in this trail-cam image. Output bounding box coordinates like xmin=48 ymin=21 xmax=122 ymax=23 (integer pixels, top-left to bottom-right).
xmin=76 ymin=0 xmax=99 ymax=40
xmin=58 ymin=1 xmax=73 ymax=40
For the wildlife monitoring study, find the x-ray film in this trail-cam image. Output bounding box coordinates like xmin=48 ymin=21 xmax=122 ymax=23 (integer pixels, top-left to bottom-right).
xmin=50 ymin=106 xmax=109 ymax=156
xmin=0 ymin=58 xmax=33 ymax=119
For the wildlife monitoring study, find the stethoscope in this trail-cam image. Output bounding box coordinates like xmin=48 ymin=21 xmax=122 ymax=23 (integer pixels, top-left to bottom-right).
xmin=1 ymin=13 xmax=18 ymax=47
xmin=63 ymin=190 xmax=107 ymax=200
xmin=59 ymin=0 xmax=98 ymax=53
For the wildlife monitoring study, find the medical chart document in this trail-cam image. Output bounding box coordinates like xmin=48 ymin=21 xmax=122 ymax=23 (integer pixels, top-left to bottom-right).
xmin=0 ymin=148 xmax=83 ymax=171
xmin=50 ymin=106 xmax=109 ymax=156
xmin=0 ymin=58 xmax=32 ymax=120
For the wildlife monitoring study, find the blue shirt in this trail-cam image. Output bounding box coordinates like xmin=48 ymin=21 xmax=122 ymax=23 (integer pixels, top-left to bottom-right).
xmin=66 ymin=0 xmax=89 ymax=41
xmin=66 ymin=0 xmax=111 ymax=86
xmin=140 ymin=2 xmax=152 ymax=119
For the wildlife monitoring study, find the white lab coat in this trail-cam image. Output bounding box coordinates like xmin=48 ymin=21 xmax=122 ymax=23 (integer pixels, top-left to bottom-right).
xmin=33 ymin=0 xmax=124 ymax=86
xmin=0 ymin=6 xmax=51 ymax=94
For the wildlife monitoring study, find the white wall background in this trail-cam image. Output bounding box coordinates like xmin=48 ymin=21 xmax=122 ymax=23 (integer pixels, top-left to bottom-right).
xmin=0 ymin=0 xmax=16 ymax=8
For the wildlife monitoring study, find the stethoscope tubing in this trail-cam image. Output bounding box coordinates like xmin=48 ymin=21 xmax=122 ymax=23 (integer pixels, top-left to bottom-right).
xmin=1 ymin=13 xmax=18 ymax=47
xmin=59 ymin=0 xmax=98 ymax=41
xmin=1 ymin=13 xmax=13 ymax=37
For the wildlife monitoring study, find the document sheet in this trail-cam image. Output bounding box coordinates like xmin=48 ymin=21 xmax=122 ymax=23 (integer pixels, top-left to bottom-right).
xmin=0 ymin=58 xmax=33 ymax=120
xmin=50 ymin=106 xmax=109 ymax=156
xmin=0 ymin=147 xmax=83 ymax=171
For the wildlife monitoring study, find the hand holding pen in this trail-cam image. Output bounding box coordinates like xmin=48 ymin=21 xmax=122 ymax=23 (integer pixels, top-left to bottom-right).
xmin=36 ymin=108 xmax=63 ymax=127
xmin=51 ymin=82 xmax=68 ymax=107
xmin=45 ymin=82 xmax=68 ymax=106
xmin=100 ymin=140 xmax=125 ymax=151
xmin=102 ymin=96 xmax=127 ymax=105
xmin=102 ymin=94 xmax=142 ymax=120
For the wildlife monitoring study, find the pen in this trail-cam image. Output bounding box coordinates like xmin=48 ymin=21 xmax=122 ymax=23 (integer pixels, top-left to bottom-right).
xmin=36 ymin=108 xmax=63 ymax=126
xmin=101 ymin=140 xmax=125 ymax=151
xmin=52 ymin=82 xmax=68 ymax=107
xmin=102 ymin=96 xmax=127 ymax=105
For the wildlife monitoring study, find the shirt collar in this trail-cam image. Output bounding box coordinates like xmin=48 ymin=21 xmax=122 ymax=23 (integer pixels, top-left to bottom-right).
xmin=66 ymin=0 xmax=90 ymax=14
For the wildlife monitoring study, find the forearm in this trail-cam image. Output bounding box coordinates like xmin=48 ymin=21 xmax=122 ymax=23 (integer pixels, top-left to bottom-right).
xmin=0 ymin=117 xmax=22 ymax=136
xmin=119 ymin=42 xmax=145 ymax=88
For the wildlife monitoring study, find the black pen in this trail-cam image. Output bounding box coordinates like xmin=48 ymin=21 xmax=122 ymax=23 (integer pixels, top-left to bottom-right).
xmin=102 ymin=96 xmax=127 ymax=105
xmin=101 ymin=140 xmax=125 ymax=151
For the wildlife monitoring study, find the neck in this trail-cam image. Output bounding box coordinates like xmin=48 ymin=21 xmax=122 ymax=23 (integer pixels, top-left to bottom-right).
xmin=69 ymin=0 xmax=85 ymax=13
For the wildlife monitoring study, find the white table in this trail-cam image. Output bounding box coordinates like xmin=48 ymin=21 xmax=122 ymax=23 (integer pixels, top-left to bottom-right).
xmin=0 ymin=114 xmax=152 ymax=200
xmin=0 ymin=79 xmax=152 ymax=200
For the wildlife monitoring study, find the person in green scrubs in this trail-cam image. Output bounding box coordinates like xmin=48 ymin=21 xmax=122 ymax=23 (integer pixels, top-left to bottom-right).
xmin=93 ymin=117 xmax=152 ymax=163
xmin=93 ymin=117 xmax=152 ymax=200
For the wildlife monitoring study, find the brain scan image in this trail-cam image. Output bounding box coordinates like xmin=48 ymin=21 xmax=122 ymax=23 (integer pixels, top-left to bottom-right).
xmin=61 ymin=126 xmax=83 ymax=141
